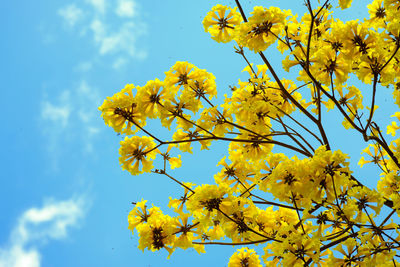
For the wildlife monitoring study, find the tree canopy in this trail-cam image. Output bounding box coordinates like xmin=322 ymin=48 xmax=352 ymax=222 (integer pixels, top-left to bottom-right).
xmin=100 ymin=0 xmax=400 ymax=266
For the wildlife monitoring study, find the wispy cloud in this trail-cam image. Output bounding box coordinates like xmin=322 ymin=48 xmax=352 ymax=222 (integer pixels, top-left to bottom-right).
xmin=41 ymin=91 xmax=71 ymax=128
xmin=116 ymin=0 xmax=137 ymax=18
xmin=75 ymin=61 xmax=93 ymax=72
xmin=40 ymin=80 xmax=102 ymax=168
xmin=58 ymin=0 xmax=146 ymax=68
xmin=58 ymin=4 xmax=84 ymax=27
xmin=86 ymin=0 xmax=106 ymax=14
xmin=0 ymin=197 xmax=87 ymax=267
xmin=112 ymin=57 xmax=128 ymax=70
xmin=75 ymin=81 xmax=102 ymax=153
xmin=90 ymin=19 xmax=146 ymax=59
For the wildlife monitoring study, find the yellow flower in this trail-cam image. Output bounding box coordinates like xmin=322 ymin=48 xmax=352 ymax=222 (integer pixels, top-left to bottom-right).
xmin=338 ymin=0 xmax=353 ymax=9
xmin=119 ymin=136 xmax=158 ymax=175
xmin=301 ymin=6 xmax=333 ymax=43
xmin=229 ymin=135 xmax=274 ymax=163
xmin=235 ymin=6 xmax=288 ymax=52
xmin=336 ymin=85 xmax=364 ymax=112
xmin=366 ymin=0 xmax=386 ymax=29
xmin=164 ymin=61 xmax=197 ymax=89
xmin=329 ymin=238 xmax=365 ymax=266
xmin=158 ymin=98 xmax=193 ymax=130
xmin=100 ymin=2 xmax=400 ymax=264
xmin=280 ymin=234 xmax=321 ymax=266
xmin=322 ymin=20 xmax=345 ymax=52
xmin=137 ymin=78 xmax=175 ymax=119
xmin=203 ymin=5 xmax=242 ymax=43
xmin=387 ymin=112 xmax=400 ymax=136
xmin=356 ymin=48 xmax=393 ymax=85
xmin=282 ymin=55 xmax=300 ymax=72
xmin=377 ymin=171 xmax=400 ymax=198
xmin=168 ymin=182 xmax=196 ymax=214
xmin=311 ymin=48 xmax=351 ymax=86
xmin=136 ymin=213 xmax=176 ymax=257
xmin=172 ymin=128 xmax=211 ymax=153
xmin=128 ymin=200 xmax=162 ymax=231
xmin=205 ymin=221 xmax=225 ymax=240
xmin=169 ymin=155 xmax=182 ymax=169
xmin=171 ymin=213 xmax=203 ymax=251
xmin=358 ymin=144 xmax=385 ymax=168
xmin=184 ymin=69 xmax=217 ymax=100
xmin=197 ymin=107 xmax=234 ymax=137
xmin=219 ymin=197 xmax=259 ymax=242
xmin=214 ymin=156 xmax=253 ymax=192
xmin=348 ymin=187 xmax=384 ymax=217
xmin=385 ymin=0 xmax=400 ymax=20
xmin=186 ymin=184 xmax=231 ymax=224
xmin=164 ymin=62 xmax=217 ymax=106
xmin=98 ymin=84 xmax=145 ymax=134
xmin=342 ymin=20 xmax=376 ymax=58
xmin=228 ymin=247 xmax=262 ymax=267
xmin=387 ymin=121 xmax=400 ymax=136
xmin=259 ymin=155 xmax=304 ymax=203
xmin=160 ymin=145 xmax=182 ymax=170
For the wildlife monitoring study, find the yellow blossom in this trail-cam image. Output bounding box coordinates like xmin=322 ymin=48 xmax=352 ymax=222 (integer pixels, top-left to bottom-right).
xmin=228 ymin=247 xmax=262 ymax=267
xmin=203 ymin=5 xmax=242 ymax=43
xmin=338 ymin=0 xmax=353 ymax=9
xmin=99 ymin=84 xmax=145 ymax=134
xmin=235 ymin=6 xmax=289 ymax=52
xmin=119 ymin=136 xmax=158 ymax=175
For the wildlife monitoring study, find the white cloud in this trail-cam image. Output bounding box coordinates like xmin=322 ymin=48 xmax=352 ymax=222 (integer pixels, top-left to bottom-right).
xmin=76 ymin=80 xmax=101 ymax=125
xmin=40 ymin=81 xmax=101 ymax=158
xmin=116 ymin=0 xmax=137 ymax=17
xmin=76 ymin=80 xmax=100 ymax=107
xmin=0 ymin=247 xmax=40 ymax=267
xmin=58 ymin=4 xmax=84 ymax=27
xmin=90 ymin=19 xmax=146 ymax=58
xmin=57 ymin=0 xmax=146 ymax=66
xmin=86 ymin=0 xmax=106 ymax=14
xmin=0 ymin=197 xmax=86 ymax=267
xmin=41 ymin=91 xmax=71 ymax=128
xmin=87 ymin=127 xmax=100 ymax=136
xmin=75 ymin=61 xmax=93 ymax=72
xmin=76 ymin=81 xmax=101 ymax=153
xmin=112 ymin=57 xmax=128 ymax=69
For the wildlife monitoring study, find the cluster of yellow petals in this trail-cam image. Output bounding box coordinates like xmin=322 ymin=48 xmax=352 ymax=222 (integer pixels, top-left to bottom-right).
xmin=119 ymin=136 xmax=158 ymax=175
xmin=99 ymin=61 xmax=220 ymax=175
xmin=228 ymin=247 xmax=262 ymax=267
xmin=235 ymin=7 xmax=290 ymax=52
xmin=99 ymin=0 xmax=400 ymax=265
xmin=203 ymin=5 xmax=242 ymax=43
xmin=99 ymin=84 xmax=145 ymax=135
xmin=128 ymin=200 xmax=204 ymax=257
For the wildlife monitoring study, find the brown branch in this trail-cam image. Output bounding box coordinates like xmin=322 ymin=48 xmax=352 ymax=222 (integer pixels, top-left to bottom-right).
xmin=193 ymin=239 xmax=274 ymax=246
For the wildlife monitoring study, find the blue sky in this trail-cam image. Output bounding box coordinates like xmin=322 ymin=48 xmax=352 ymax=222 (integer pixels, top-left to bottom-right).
xmin=1 ymin=0 xmax=398 ymax=266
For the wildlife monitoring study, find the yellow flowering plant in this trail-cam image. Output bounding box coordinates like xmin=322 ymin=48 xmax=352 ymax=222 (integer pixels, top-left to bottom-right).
xmin=100 ymin=0 xmax=400 ymax=265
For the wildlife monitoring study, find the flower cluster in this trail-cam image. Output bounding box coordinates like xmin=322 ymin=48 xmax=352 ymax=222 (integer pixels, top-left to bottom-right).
xmin=100 ymin=0 xmax=400 ymax=265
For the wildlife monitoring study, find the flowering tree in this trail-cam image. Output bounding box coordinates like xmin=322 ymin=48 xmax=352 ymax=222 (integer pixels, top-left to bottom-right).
xmin=99 ymin=0 xmax=400 ymax=265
